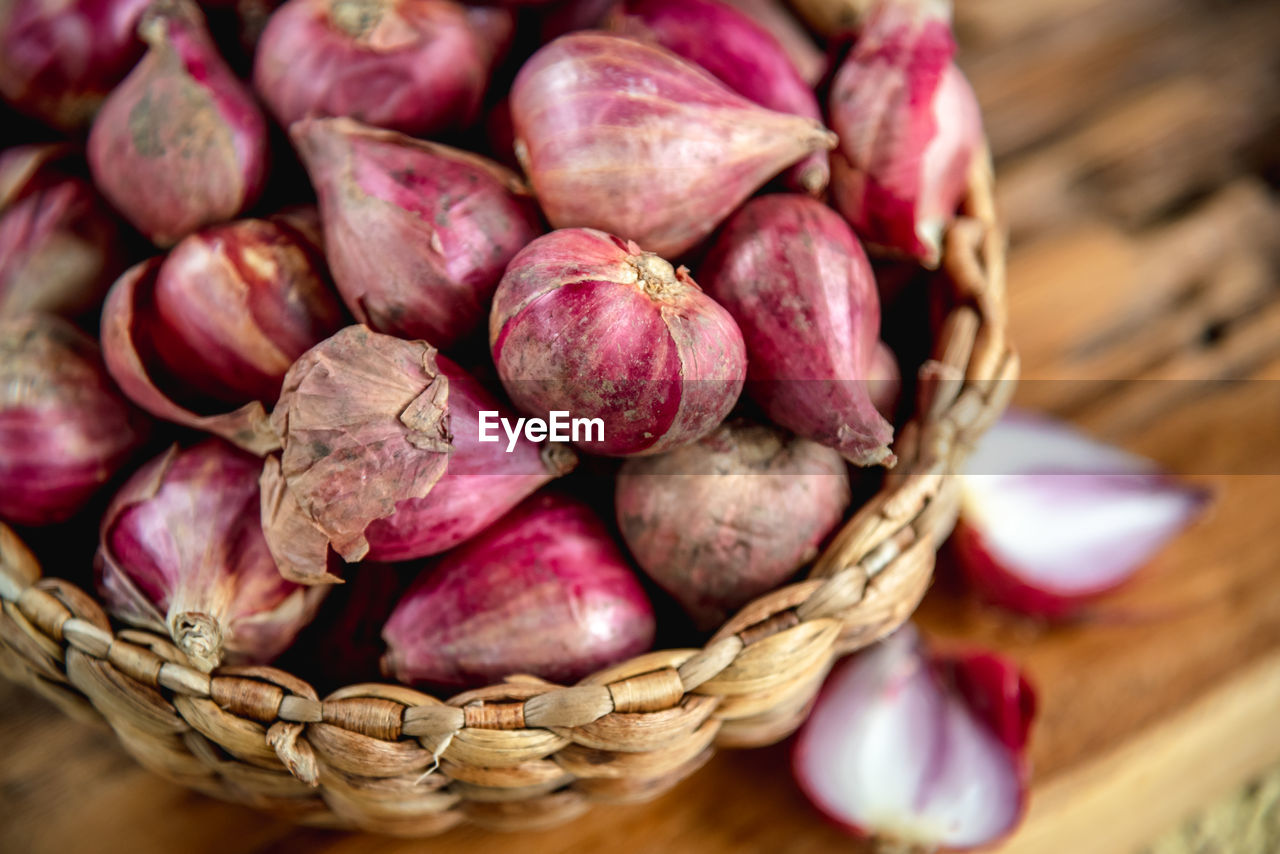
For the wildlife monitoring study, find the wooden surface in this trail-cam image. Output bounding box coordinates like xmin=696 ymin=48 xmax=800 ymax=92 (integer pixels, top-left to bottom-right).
xmin=3 ymin=0 xmax=1279 ymax=851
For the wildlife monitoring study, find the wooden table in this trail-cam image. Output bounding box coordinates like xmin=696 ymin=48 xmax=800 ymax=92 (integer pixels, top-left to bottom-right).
xmin=3 ymin=0 xmax=1278 ymax=851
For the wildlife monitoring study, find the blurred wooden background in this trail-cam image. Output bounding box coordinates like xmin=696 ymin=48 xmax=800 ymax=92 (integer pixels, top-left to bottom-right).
xmin=2 ymin=0 xmax=1278 ymax=851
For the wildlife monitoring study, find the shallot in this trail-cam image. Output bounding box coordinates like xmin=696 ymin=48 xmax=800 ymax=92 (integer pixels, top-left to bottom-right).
xmin=491 ymin=227 xmax=747 ymax=456
xmin=100 ymin=215 xmax=345 ymax=453
xmin=382 ymin=492 xmax=655 ymax=689
xmin=510 ymin=32 xmax=836 ymax=257
xmin=828 ymin=0 xmax=983 ymax=266
xmin=88 ymin=0 xmax=269 ymax=246
xmin=97 ymin=439 xmax=325 ymax=671
xmin=616 ymin=420 xmax=851 ymax=627
xmin=794 ymin=624 xmax=1034 ymax=850
xmin=953 ymin=410 xmax=1210 ymax=618
xmin=0 ymin=145 xmax=124 ymax=320
xmin=0 ymin=313 xmax=147 ymax=526
xmin=253 ymin=0 xmax=495 ymax=137
xmin=721 ymin=0 xmax=825 ymax=86
xmin=291 ymin=117 xmax=542 ymax=349
xmin=0 ymin=0 xmax=151 ymax=129
xmin=701 ymin=194 xmax=894 ymax=466
xmin=607 ymin=0 xmax=829 ymax=193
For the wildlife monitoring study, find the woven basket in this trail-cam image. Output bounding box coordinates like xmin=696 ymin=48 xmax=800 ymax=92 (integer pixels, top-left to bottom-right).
xmin=0 ymin=153 xmax=1013 ymax=837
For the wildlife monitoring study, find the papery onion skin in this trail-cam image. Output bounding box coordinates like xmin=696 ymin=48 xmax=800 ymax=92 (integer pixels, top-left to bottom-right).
xmin=148 ymin=216 xmax=347 ymax=408
xmin=616 ymin=420 xmax=851 ymax=628
xmin=868 ymin=340 xmax=901 ymax=419
xmin=954 ymin=411 xmax=1211 ymax=619
xmin=793 ymin=624 xmax=1033 ymax=850
xmin=0 ymin=313 xmax=148 ymax=526
xmin=253 ymin=0 xmax=493 ymax=137
xmin=363 ymin=353 xmax=577 ymax=561
xmin=0 ymin=145 xmax=125 ymax=321
xmin=510 ymin=32 xmax=836 ymax=257
xmin=828 ymin=0 xmax=982 ymax=267
xmin=260 ymin=325 xmax=454 ymax=585
xmin=608 ymin=0 xmax=830 ymax=194
xmin=87 ymin=0 xmax=269 ymax=247
xmin=0 ymin=0 xmax=151 ymax=130
xmin=382 ymin=492 xmax=656 ymax=689
xmin=97 ymin=439 xmax=326 ymax=672
xmin=490 ymin=227 xmax=747 ymax=457
xmin=292 ymin=117 xmax=542 ymax=349
xmin=701 ymin=194 xmax=894 ymax=467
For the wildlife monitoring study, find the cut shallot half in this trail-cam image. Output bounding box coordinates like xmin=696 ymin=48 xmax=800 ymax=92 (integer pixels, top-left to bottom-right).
xmin=794 ymin=624 xmax=1034 ymax=850
xmin=954 ymin=410 xmax=1211 ymax=618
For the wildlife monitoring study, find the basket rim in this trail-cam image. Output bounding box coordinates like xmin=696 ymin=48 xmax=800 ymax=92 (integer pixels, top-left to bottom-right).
xmin=0 ymin=149 xmax=1016 ymax=834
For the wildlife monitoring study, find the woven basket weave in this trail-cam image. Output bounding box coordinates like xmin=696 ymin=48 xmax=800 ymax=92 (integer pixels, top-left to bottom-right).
xmin=0 ymin=152 xmax=1013 ymax=837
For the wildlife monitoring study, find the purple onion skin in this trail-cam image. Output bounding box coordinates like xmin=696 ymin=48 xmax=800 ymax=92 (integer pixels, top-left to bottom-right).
xmin=382 ymin=492 xmax=656 ymax=689
xmin=0 ymin=146 xmax=125 ymax=321
xmin=363 ymin=354 xmax=576 ymax=562
xmin=0 ymin=314 xmax=147 ymax=526
xmin=87 ymin=0 xmax=269 ymax=247
xmin=0 ymin=0 xmax=151 ymax=130
xmin=510 ymin=32 xmax=836 ymax=257
xmin=292 ymin=117 xmax=543 ymax=349
xmin=617 ymin=420 xmax=851 ymax=628
xmin=828 ymin=1 xmax=982 ymax=267
xmin=491 ymin=228 xmax=747 ymax=457
xmin=97 ymin=439 xmax=324 ymax=672
xmin=701 ymin=195 xmax=895 ymax=467
xmin=609 ymin=0 xmax=829 ymax=194
xmin=148 ymin=217 xmax=347 ymax=408
xmin=253 ymin=0 xmax=494 ymax=137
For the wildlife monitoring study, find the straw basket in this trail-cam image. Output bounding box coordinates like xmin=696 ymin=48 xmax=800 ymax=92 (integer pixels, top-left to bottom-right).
xmin=0 ymin=152 xmax=1013 ymax=836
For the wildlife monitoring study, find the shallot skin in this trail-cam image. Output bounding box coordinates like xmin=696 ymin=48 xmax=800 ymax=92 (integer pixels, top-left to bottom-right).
xmin=382 ymin=492 xmax=656 ymax=689
xmin=0 ymin=313 xmax=147 ymax=526
xmin=608 ymin=0 xmax=829 ymax=193
xmin=700 ymin=194 xmax=894 ymax=467
xmin=616 ymin=420 xmax=851 ymax=628
xmin=490 ymin=227 xmax=747 ymax=457
xmin=253 ymin=0 xmax=492 ymax=137
xmin=362 ymin=354 xmax=577 ymax=562
xmin=510 ymin=32 xmax=837 ymax=257
xmin=292 ymin=117 xmax=543 ymax=349
xmin=828 ymin=0 xmax=982 ymax=267
xmin=148 ymin=216 xmax=347 ymax=407
xmin=87 ymin=0 xmax=269 ymax=246
xmin=720 ymin=0 xmax=826 ymax=87
xmin=97 ymin=439 xmax=325 ymax=672
xmin=0 ymin=145 xmax=124 ymax=321
xmin=0 ymin=0 xmax=151 ymax=130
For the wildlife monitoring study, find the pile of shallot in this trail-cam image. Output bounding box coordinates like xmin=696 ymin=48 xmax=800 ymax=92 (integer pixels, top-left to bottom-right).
xmin=0 ymin=0 xmax=1207 ymax=845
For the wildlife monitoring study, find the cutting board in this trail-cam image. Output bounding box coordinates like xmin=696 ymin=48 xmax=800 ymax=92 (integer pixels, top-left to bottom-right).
xmin=2 ymin=0 xmax=1278 ymax=851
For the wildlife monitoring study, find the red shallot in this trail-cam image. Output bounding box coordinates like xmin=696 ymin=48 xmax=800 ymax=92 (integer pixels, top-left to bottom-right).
xmin=291 ymin=117 xmax=542 ymax=349
xmin=828 ymin=0 xmax=982 ymax=266
xmin=701 ymin=194 xmax=894 ymax=466
xmin=382 ymin=492 xmax=655 ymax=689
xmin=794 ymin=624 xmax=1034 ymax=850
xmin=87 ymin=0 xmax=269 ymax=246
xmin=616 ymin=420 xmax=851 ymax=628
xmin=510 ymin=32 xmax=836 ymax=257
xmin=0 ymin=0 xmax=151 ymax=129
xmin=0 ymin=313 xmax=147 ymax=526
xmin=253 ymin=0 xmax=495 ymax=137
xmin=607 ymin=0 xmax=829 ymax=194
xmin=0 ymin=145 xmax=125 ymax=320
xmin=491 ymin=227 xmax=747 ymax=456
xmin=953 ymin=410 xmax=1210 ymax=619
xmin=97 ymin=439 xmax=325 ymax=671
